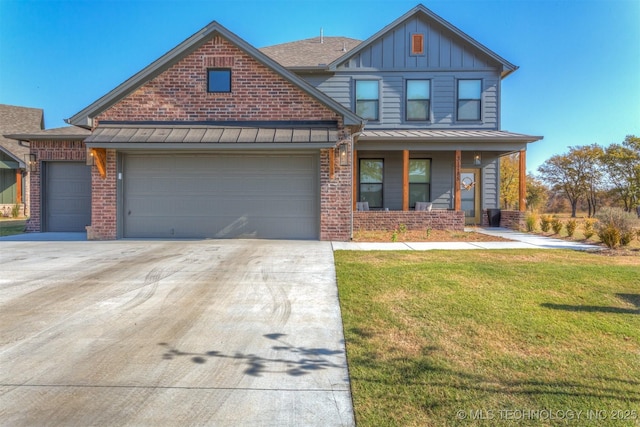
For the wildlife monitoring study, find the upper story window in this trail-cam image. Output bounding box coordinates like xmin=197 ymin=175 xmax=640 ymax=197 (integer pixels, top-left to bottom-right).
xmin=355 ymin=80 xmax=379 ymax=121
xmin=457 ymin=79 xmax=482 ymax=121
xmin=411 ymin=33 xmax=424 ymax=55
xmin=207 ymin=69 xmax=231 ymax=93
xmin=406 ymin=80 xmax=430 ymax=121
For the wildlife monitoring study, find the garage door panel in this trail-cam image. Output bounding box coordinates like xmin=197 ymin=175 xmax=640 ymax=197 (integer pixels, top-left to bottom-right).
xmin=123 ymin=153 xmax=319 ymax=239
xmin=45 ymin=162 xmax=91 ymax=232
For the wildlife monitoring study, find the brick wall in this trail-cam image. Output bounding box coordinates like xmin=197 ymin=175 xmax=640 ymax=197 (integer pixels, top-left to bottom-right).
xmin=320 ymin=141 xmax=352 ymax=241
xmin=90 ymin=33 xmax=351 ymax=240
xmin=86 ymin=149 xmax=117 ymax=240
xmin=97 ymin=35 xmax=341 ymax=124
xmin=26 ymin=140 xmax=86 ymax=232
xmin=354 ymin=210 xmax=465 ymax=232
xmin=498 ymin=210 xmax=526 ymax=230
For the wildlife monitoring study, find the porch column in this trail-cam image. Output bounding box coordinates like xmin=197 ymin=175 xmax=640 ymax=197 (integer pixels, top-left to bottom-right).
xmin=402 ymin=150 xmax=409 ymax=211
xmin=519 ymin=150 xmax=526 ymax=212
xmin=454 ymin=150 xmax=461 ymax=211
xmin=16 ymin=169 xmax=22 ymax=204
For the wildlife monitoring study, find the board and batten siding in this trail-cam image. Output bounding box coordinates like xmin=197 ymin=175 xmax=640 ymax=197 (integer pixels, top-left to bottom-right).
xmin=338 ymin=16 xmax=496 ymax=71
xmin=304 ymin=71 xmax=500 ymax=130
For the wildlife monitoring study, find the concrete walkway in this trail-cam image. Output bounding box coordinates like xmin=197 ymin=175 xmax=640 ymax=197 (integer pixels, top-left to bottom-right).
xmin=332 ymin=227 xmax=602 ymax=251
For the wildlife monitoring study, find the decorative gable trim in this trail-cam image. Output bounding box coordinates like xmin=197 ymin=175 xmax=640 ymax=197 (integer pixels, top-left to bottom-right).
xmin=66 ymin=22 xmax=363 ymax=128
xmin=328 ymin=4 xmax=517 ymax=77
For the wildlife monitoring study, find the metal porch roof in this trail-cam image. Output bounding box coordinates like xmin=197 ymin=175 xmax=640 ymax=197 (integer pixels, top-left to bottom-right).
xmin=84 ymin=125 xmax=340 ymax=148
xmin=359 ymin=129 xmax=542 ymax=143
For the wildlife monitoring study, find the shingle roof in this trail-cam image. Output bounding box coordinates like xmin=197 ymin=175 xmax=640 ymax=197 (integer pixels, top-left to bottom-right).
xmin=5 ymin=126 xmax=91 ymax=141
xmin=0 ymin=104 xmax=44 ymax=161
xmin=260 ymin=37 xmax=361 ymax=68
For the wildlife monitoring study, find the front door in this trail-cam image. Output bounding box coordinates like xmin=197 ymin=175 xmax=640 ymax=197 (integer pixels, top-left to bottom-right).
xmin=460 ymin=169 xmax=480 ymax=225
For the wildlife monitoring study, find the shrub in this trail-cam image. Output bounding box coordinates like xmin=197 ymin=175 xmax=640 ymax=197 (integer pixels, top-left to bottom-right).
xmin=551 ymin=217 xmax=563 ymax=234
xmin=540 ymin=214 xmax=553 ymax=233
xmin=566 ymin=219 xmax=578 ymax=237
xmin=583 ymin=218 xmax=596 ymax=240
xmin=525 ymin=213 xmax=538 ymax=232
xmin=11 ymin=204 xmax=20 ymax=218
xmin=594 ymin=207 xmax=639 ymax=249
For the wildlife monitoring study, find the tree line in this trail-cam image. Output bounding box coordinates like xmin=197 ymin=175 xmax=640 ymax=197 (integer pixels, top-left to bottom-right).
xmin=500 ymin=135 xmax=640 ymax=217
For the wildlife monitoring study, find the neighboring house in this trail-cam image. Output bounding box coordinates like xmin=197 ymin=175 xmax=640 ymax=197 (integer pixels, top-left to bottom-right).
xmin=0 ymin=104 xmax=44 ymax=217
xmin=9 ymin=4 xmax=541 ymax=240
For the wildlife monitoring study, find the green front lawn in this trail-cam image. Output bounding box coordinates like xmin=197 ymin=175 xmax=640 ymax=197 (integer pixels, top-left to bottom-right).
xmin=0 ymin=219 xmax=26 ymax=236
xmin=335 ymin=250 xmax=640 ymax=426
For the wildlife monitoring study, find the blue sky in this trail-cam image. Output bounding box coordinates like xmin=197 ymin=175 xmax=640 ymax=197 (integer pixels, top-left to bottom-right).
xmin=1 ymin=0 xmax=638 ymax=173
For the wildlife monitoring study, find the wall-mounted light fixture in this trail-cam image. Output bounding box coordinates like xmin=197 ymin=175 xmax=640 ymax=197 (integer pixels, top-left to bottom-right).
xmin=26 ymin=153 xmax=37 ymax=172
xmin=473 ymin=152 xmax=481 ymax=166
xmin=86 ymin=147 xmax=95 ymax=166
xmin=339 ymin=143 xmax=349 ymax=166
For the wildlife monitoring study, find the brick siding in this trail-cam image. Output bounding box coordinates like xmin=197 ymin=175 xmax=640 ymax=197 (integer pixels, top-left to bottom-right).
xmin=354 ymin=210 xmax=465 ymax=232
xmin=496 ymin=210 xmax=526 ymax=230
xmin=97 ymin=35 xmax=341 ymax=124
xmin=91 ymin=33 xmax=351 ymax=240
xmin=320 ymin=143 xmax=352 ymax=241
xmin=86 ymin=149 xmax=117 ymax=240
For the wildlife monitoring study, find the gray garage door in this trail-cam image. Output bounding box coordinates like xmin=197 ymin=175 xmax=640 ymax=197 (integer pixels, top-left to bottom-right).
xmin=45 ymin=162 xmax=92 ymax=232
xmin=123 ymin=153 xmax=319 ymax=239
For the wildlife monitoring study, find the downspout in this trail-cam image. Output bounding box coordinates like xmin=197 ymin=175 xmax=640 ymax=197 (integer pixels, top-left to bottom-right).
xmin=350 ymin=128 xmax=364 ymax=241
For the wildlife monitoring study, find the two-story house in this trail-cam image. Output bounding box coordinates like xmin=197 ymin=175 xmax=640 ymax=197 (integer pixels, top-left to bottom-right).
xmin=8 ymin=4 xmax=541 ymax=240
xmin=262 ymin=4 xmax=542 ymax=231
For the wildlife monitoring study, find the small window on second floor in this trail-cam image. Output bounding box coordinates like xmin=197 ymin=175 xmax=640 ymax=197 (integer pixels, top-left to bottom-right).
xmin=208 ymin=69 xmax=231 ymax=93
xmin=457 ymin=79 xmax=482 ymax=121
xmin=406 ymin=80 xmax=430 ymax=121
xmin=356 ymin=80 xmax=379 ymax=121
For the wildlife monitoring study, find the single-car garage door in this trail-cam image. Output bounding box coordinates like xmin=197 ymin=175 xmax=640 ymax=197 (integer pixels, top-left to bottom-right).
xmin=45 ymin=162 xmax=92 ymax=232
xmin=123 ymin=153 xmax=319 ymax=239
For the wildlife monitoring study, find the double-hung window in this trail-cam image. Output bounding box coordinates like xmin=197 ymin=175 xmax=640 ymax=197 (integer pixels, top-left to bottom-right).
xmin=359 ymin=159 xmax=383 ymax=208
xmin=457 ymin=79 xmax=482 ymax=121
xmin=409 ymin=159 xmax=431 ymax=208
xmin=406 ymin=80 xmax=430 ymax=121
xmin=355 ymin=80 xmax=379 ymax=121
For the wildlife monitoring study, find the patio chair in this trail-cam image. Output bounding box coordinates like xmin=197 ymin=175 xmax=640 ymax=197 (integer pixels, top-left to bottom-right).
xmin=415 ymin=202 xmax=433 ymax=211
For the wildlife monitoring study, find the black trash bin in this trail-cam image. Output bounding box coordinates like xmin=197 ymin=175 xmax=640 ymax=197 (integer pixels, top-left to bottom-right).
xmin=487 ymin=208 xmax=501 ymax=227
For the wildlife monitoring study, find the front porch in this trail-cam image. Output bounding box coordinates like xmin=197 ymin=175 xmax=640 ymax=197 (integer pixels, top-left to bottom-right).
xmin=351 ymin=130 xmax=537 ymax=233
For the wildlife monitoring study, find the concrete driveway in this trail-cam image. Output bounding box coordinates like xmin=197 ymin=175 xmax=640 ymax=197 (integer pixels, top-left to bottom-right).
xmin=0 ymin=239 xmax=354 ymax=426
